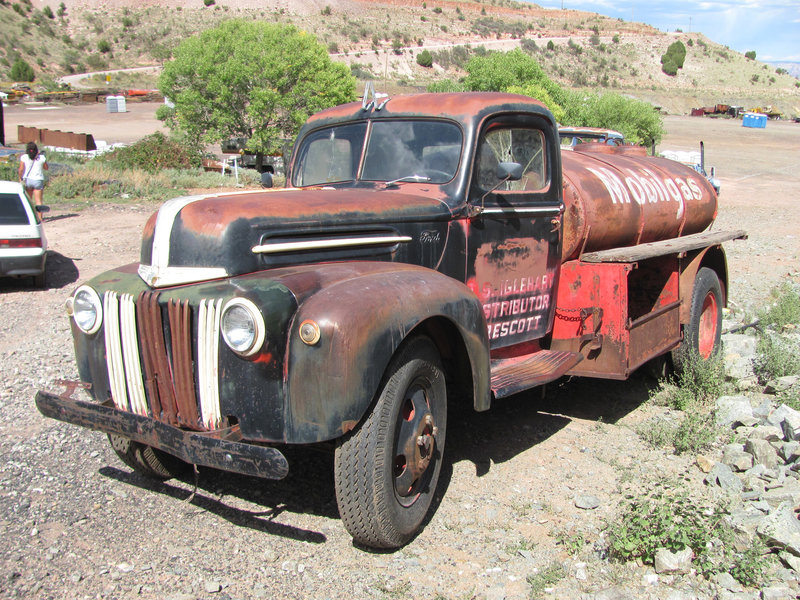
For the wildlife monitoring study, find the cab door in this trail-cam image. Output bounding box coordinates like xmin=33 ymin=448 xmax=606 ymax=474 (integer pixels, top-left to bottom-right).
xmin=465 ymin=116 xmax=563 ymax=350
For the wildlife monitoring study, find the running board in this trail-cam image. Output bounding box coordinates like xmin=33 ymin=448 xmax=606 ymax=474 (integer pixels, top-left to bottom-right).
xmin=490 ymin=350 xmax=583 ymax=399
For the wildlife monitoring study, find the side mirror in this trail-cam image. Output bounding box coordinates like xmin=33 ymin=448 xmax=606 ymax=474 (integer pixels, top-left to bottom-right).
xmin=35 ymin=205 xmax=50 ymax=213
xmin=496 ymin=162 xmax=522 ymax=181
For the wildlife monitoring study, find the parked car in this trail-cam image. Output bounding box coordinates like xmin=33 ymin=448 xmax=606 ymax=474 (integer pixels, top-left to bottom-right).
xmin=0 ymin=181 xmax=48 ymax=287
xmin=559 ymin=126 xmax=625 ymax=147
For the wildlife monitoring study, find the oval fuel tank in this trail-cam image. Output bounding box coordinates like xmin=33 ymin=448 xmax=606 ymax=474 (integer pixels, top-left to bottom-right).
xmin=560 ymin=144 xmax=718 ymax=261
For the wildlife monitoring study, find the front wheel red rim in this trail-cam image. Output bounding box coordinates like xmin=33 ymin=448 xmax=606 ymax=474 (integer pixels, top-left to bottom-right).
xmin=697 ymin=291 xmax=719 ymax=358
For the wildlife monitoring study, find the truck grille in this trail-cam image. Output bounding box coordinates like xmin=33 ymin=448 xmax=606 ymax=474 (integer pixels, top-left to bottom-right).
xmin=103 ymin=291 xmax=222 ymax=430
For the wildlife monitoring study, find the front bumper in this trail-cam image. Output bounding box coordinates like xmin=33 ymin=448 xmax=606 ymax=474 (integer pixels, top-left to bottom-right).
xmin=35 ymin=388 xmax=289 ymax=480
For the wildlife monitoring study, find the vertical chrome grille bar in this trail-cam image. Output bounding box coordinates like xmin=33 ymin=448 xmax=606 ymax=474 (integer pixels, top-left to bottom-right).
xmin=103 ymin=291 xmax=128 ymax=411
xmin=197 ymin=299 xmax=223 ymax=429
xmin=120 ymin=293 xmax=148 ymax=416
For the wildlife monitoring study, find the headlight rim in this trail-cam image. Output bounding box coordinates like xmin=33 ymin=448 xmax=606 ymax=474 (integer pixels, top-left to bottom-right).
xmin=220 ymin=297 xmax=266 ymax=358
xmin=72 ymin=285 xmax=103 ymax=335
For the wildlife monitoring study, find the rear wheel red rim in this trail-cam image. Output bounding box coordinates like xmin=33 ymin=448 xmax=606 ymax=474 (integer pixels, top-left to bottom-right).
xmin=697 ymin=291 xmax=719 ymax=358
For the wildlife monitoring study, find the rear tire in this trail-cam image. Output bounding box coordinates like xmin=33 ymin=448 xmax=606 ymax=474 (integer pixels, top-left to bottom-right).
xmin=672 ymin=267 xmax=723 ymax=371
xmin=108 ymin=434 xmax=189 ymax=480
xmin=334 ymin=336 xmax=447 ymax=548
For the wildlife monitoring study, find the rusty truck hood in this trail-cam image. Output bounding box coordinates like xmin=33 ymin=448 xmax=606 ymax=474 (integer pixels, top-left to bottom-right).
xmin=137 ymin=187 xmax=452 ymax=288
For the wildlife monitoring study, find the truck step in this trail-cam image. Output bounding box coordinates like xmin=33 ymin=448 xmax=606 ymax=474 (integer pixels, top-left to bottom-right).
xmin=490 ymin=350 xmax=583 ymax=399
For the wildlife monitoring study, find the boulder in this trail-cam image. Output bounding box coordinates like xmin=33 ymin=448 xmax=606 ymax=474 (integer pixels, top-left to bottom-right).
xmin=745 ymin=438 xmax=780 ymax=468
xmin=722 ymin=333 xmax=757 ymax=380
xmin=654 ymin=547 xmax=693 ymax=574
xmin=716 ymin=396 xmax=755 ymax=428
xmin=757 ymin=501 xmax=800 ymax=556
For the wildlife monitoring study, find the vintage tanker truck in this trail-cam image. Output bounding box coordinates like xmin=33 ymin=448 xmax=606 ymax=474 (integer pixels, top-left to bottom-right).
xmin=36 ymin=92 xmax=745 ymax=548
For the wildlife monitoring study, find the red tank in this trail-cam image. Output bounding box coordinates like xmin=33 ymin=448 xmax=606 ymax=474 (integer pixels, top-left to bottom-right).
xmin=560 ymin=144 xmax=718 ymax=261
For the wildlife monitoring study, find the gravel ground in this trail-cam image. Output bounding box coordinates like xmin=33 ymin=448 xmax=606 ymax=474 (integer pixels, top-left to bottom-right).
xmin=0 ymin=116 xmax=798 ymax=600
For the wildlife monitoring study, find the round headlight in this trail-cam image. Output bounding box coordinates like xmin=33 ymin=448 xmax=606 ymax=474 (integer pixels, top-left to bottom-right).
xmin=221 ymin=298 xmax=265 ymax=357
xmin=73 ymin=286 xmax=103 ymax=334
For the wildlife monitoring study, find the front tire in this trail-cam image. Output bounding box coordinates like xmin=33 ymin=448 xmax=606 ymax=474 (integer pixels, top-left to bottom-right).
xmin=672 ymin=267 xmax=723 ymax=370
xmin=334 ymin=336 xmax=447 ymax=548
xmin=108 ymin=434 xmax=190 ymax=480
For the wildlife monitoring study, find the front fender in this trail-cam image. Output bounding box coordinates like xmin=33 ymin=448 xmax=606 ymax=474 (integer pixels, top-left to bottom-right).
xmin=284 ymin=263 xmax=489 ymax=443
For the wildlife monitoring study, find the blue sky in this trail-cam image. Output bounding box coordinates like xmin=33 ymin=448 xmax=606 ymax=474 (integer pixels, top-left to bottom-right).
xmin=532 ymin=0 xmax=800 ymax=62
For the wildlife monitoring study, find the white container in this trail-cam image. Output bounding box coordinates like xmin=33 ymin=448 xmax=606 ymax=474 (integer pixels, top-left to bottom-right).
xmin=105 ymin=96 xmax=118 ymax=113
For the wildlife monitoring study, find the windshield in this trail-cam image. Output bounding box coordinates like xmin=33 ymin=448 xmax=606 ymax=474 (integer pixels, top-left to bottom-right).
xmin=292 ymin=119 xmax=462 ymax=187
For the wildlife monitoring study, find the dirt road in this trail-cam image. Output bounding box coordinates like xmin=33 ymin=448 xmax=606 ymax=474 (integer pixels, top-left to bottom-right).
xmin=0 ymin=116 xmax=798 ymax=599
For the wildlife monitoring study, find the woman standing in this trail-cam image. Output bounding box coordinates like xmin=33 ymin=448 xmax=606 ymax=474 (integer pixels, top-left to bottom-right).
xmin=18 ymin=142 xmax=48 ymax=206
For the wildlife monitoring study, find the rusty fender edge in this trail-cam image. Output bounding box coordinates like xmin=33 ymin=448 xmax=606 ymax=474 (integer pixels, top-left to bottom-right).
xmin=35 ymin=390 xmax=289 ymax=480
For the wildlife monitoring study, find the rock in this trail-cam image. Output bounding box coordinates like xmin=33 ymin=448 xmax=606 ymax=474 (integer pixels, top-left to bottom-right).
xmin=716 ymin=396 xmax=755 ymax=428
xmin=484 ymin=585 xmax=505 ymax=600
xmin=708 ymin=462 xmax=744 ymax=492
xmin=204 ymin=581 xmax=222 ymax=594
xmin=654 ymin=547 xmax=693 ymax=574
xmin=762 ymin=481 xmax=800 ymax=509
xmin=757 ymin=502 xmax=800 ymax=556
xmin=713 ymin=571 xmax=744 ymax=592
xmin=764 ymin=376 xmax=800 ymax=394
xmin=723 ymin=445 xmax=754 ymax=472
xmin=768 ymin=405 xmax=800 ymax=429
xmin=745 ymin=438 xmax=780 ymax=468
xmin=754 ymin=397 xmax=776 ymax=420
xmin=722 ymin=334 xmax=757 ymax=380
xmin=781 ymin=409 xmax=800 ymax=442
xmin=696 ymin=455 xmax=715 ymax=473
xmin=574 ymin=495 xmax=600 ymax=510
xmin=749 ymin=425 xmax=785 ymax=442
xmin=780 ymin=441 xmax=800 ymax=463
xmin=761 ymin=586 xmax=795 ymax=600
xmin=779 ymin=551 xmax=800 ymax=572
xmin=727 ymin=511 xmax=762 ymax=551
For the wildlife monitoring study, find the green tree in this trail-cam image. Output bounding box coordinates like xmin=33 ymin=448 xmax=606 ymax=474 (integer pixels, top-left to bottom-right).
xmin=463 ymin=49 xmax=567 ymax=119
xmin=745 ymin=50 xmax=756 ymax=60
xmin=416 ymin=49 xmax=433 ymax=67
xmin=666 ymin=41 xmax=686 ymax=68
xmin=561 ymin=91 xmax=664 ymax=146
xmin=661 ymin=56 xmax=678 ymax=76
xmin=10 ymin=58 xmax=35 ymax=82
xmin=157 ymin=20 xmax=356 ymax=154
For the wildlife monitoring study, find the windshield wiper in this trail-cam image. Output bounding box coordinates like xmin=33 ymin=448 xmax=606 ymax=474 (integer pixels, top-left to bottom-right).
xmin=384 ymin=174 xmax=431 ymax=187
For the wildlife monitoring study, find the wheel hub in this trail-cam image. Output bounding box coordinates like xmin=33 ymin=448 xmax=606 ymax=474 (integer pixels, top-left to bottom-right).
xmin=394 ymin=386 xmax=439 ymax=499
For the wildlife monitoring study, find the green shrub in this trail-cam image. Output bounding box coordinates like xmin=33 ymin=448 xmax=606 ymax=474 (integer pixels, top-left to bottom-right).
xmin=416 ymin=49 xmax=432 ymax=67
xmin=527 ymin=562 xmax=565 ymax=598
xmin=42 ymin=5 xmax=54 ymax=18
xmin=608 ymin=479 xmax=771 ymax=585
xmin=98 ymin=132 xmax=202 ymax=172
xmin=745 ymin=50 xmax=756 ymax=60
xmin=753 ymin=333 xmax=800 ymax=383
xmin=10 ymin=58 xmax=35 ymax=82
xmin=637 ymin=409 xmax=718 ymax=455
xmin=664 ymin=350 xmax=725 ymax=410
xmin=661 ymin=56 xmax=678 ymax=76
xmin=758 ymin=283 xmax=800 ymax=329
xmin=426 ymin=79 xmax=466 ymax=93
xmin=97 ymin=39 xmax=111 ymax=53
xmin=666 ymin=41 xmax=686 ymax=67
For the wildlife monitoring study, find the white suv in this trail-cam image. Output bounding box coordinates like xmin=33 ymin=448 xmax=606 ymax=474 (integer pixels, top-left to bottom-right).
xmin=0 ymin=181 xmax=48 ymax=287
